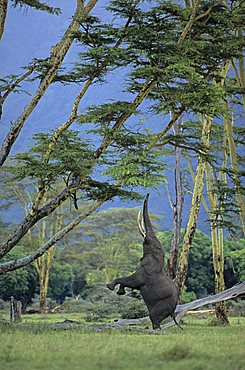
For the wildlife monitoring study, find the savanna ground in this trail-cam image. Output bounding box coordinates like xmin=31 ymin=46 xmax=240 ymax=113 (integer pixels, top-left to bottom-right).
xmin=0 ymin=312 xmax=244 ymax=370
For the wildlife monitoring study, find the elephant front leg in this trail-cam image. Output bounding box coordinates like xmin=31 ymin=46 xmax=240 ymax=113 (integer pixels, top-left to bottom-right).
xmin=117 ymin=284 xmax=126 ymax=295
xmin=107 ymin=271 xmax=143 ymax=294
xmin=106 ymin=282 xmax=126 ymax=295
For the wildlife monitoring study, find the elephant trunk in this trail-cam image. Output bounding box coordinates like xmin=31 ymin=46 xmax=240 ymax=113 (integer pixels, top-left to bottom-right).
xmin=143 ymin=193 xmax=156 ymax=237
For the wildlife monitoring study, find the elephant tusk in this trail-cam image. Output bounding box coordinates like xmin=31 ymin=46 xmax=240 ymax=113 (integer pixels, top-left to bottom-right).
xmin=137 ymin=210 xmax=146 ymax=238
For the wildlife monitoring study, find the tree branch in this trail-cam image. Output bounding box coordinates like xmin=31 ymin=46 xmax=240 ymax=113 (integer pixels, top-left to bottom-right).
xmin=0 ymin=199 xmax=104 ymax=274
xmin=31 ymin=3 xmax=141 ymax=213
xmin=177 ymin=0 xmax=200 ymax=44
xmin=0 ymin=65 xmax=36 ymax=119
xmin=0 ymin=0 xmax=99 ymax=166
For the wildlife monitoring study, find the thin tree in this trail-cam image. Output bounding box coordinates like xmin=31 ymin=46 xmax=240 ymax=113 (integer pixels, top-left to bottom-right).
xmin=176 ymin=116 xmax=212 ymax=294
xmin=166 ymin=120 xmax=184 ymax=279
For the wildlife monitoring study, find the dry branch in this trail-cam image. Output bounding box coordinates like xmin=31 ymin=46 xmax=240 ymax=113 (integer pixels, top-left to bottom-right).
xmin=109 ymin=282 xmax=245 ymax=329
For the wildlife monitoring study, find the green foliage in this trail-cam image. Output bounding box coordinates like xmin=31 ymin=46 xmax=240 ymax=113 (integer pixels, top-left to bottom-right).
xmin=159 ymin=229 xmax=214 ymax=297
xmin=12 ymin=0 xmax=61 ymax=15
xmin=62 ymin=207 xmax=157 ymax=285
xmin=186 ymin=230 xmax=215 ymax=297
xmin=78 ymin=101 xmax=134 ymax=126
xmin=48 ymin=261 xmax=74 ymax=303
xmin=0 ymin=73 xmax=29 ymax=95
xmin=72 ymin=284 xmax=148 ymax=321
xmin=104 ymin=148 xmax=165 ymax=187
xmin=10 ymin=130 xmax=94 ymax=186
xmin=181 ymin=288 xmax=197 ymax=304
xmin=0 ymin=249 xmax=38 ymax=308
xmin=111 ymin=1 xmax=244 ymax=115
xmin=224 ymin=238 xmax=245 ymax=285
xmin=3 ymin=0 xmax=244 ymax=236
xmin=160 ymin=229 xmax=243 ymax=297
xmin=0 ymin=317 xmax=244 ymax=370
xmin=120 ymin=298 xmax=148 ymax=319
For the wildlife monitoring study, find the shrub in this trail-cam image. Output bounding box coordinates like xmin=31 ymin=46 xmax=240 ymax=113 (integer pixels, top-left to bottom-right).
xmin=120 ymin=298 xmax=148 ymax=319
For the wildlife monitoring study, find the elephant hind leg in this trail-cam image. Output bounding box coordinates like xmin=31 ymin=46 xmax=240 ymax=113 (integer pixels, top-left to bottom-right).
xmin=149 ymin=299 xmax=173 ymax=330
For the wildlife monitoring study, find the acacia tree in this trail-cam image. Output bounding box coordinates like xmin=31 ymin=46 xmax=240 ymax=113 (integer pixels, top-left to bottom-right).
xmin=0 ymin=0 xmax=244 ymax=289
xmin=165 ymin=120 xmax=184 ymax=279
xmin=165 ymin=2 xmax=244 ymax=301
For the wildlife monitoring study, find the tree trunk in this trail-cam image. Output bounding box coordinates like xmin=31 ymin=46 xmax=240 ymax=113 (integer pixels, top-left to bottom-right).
xmin=224 ymin=104 xmax=245 ymax=236
xmin=39 ymin=270 xmax=47 ymax=314
xmin=206 ymin=162 xmax=229 ymax=324
xmin=38 ymin=246 xmax=55 ymax=313
xmin=168 ymin=121 xmax=184 ymax=279
xmin=176 ymin=116 xmax=212 ymax=296
xmin=211 ymin=219 xmax=229 ymax=324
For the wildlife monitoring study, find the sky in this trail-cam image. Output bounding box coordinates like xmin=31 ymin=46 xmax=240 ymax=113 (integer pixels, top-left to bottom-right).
xmin=0 ymin=1 xmax=210 ymax=233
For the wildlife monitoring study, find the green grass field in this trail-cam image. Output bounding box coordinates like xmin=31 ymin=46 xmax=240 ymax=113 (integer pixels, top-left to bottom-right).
xmin=0 ymin=315 xmax=244 ymax=370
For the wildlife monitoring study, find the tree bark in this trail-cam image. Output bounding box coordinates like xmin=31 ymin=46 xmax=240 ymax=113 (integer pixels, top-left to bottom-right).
xmin=36 ymin=246 xmax=55 ymax=313
xmin=38 ymin=252 xmax=52 ymax=313
xmin=0 ymin=0 xmax=8 ymax=40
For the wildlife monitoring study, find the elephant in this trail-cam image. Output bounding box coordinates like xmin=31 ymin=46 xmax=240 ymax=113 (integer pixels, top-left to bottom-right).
xmin=107 ymin=194 xmax=180 ymax=330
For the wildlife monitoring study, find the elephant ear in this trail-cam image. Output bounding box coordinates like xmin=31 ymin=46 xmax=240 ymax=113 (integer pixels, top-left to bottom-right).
xmin=141 ymin=255 xmax=162 ymax=275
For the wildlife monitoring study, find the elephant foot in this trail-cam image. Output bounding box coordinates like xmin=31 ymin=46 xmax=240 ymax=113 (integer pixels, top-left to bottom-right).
xmin=152 ymin=323 xmax=161 ymax=330
xmin=117 ymin=285 xmax=126 ymax=295
xmin=107 ymin=282 xmax=115 ymax=291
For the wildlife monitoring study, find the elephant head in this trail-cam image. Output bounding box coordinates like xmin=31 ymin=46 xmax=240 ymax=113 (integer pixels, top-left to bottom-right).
xmin=137 ymin=194 xmax=164 ymax=275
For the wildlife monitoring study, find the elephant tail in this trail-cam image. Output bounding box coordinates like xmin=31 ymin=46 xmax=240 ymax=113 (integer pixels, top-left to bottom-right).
xmin=171 ymin=314 xmax=183 ymax=330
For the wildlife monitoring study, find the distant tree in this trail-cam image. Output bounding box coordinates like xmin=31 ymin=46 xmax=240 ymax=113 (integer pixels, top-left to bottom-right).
xmin=48 ymin=261 xmax=74 ymax=303
xmin=61 ymin=207 xmax=157 ymax=285
xmin=0 ymin=248 xmax=38 ymax=310
xmin=224 ymin=238 xmax=245 ymax=287
xmin=0 ymin=171 xmax=68 ymax=312
xmin=159 ymin=229 xmax=215 ymax=297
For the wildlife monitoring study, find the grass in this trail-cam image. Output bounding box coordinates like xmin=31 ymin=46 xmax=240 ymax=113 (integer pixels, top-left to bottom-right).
xmin=0 ymin=315 xmax=244 ymax=370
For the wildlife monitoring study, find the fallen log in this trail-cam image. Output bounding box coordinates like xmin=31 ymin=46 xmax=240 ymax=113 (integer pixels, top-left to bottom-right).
xmin=109 ymin=282 xmax=245 ymax=329
xmin=186 ymin=309 xmax=215 ymax=315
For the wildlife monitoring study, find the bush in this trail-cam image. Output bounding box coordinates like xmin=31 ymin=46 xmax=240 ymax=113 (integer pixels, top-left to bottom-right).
xmin=52 ymin=284 xmax=149 ymax=321
xmin=84 ymin=302 xmax=113 ymax=322
xmin=120 ymin=298 xmax=148 ymax=319
xmin=181 ymin=289 xmax=197 ymax=304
